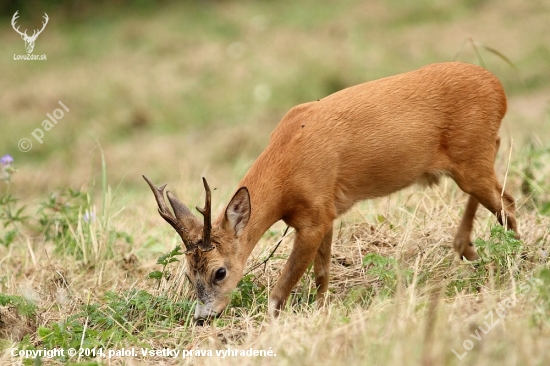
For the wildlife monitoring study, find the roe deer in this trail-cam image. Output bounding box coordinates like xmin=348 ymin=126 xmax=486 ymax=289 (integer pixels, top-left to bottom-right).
xmin=144 ymin=62 xmax=519 ymax=323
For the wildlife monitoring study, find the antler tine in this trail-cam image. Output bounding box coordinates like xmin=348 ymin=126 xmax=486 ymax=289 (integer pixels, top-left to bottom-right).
xmin=142 ymin=175 xmax=196 ymax=253
xmin=196 ymin=177 xmax=214 ymax=252
xmin=35 ymin=13 xmax=48 ymax=36
xmin=11 ymin=11 xmax=28 ymax=37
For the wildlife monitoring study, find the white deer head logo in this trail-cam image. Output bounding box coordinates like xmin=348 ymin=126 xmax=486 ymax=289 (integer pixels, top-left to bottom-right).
xmin=11 ymin=11 xmax=49 ymax=54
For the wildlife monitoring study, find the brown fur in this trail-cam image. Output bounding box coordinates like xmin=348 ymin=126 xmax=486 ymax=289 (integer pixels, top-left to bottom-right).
xmin=158 ymin=62 xmax=519 ymax=320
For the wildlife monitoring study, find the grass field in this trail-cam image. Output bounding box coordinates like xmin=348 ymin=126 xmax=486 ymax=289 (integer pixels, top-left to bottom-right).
xmin=1 ymin=0 xmax=549 ymax=365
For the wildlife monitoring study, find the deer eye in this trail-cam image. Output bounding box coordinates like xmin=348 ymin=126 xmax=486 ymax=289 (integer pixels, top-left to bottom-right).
xmin=214 ymin=268 xmax=226 ymax=282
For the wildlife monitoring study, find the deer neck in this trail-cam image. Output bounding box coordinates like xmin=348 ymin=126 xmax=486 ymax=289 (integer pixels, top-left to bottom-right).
xmin=237 ymin=156 xmax=284 ymax=265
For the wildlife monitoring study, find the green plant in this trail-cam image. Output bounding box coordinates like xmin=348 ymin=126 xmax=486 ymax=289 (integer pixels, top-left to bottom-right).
xmin=446 ymin=263 xmax=488 ymax=296
xmin=343 ymin=287 xmax=376 ymax=308
xmin=529 ymin=268 xmax=550 ymax=327
xmin=447 ymin=225 xmax=524 ymax=296
xmin=0 ymin=157 xmax=27 ymax=247
xmin=36 ymin=186 xmax=133 ymax=264
xmin=83 ymin=289 xmax=194 ymax=333
xmin=362 ymin=253 xmax=411 ymax=297
xmin=37 ymin=188 xmax=88 ymax=255
xmin=148 ymin=244 xmax=183 ymax=285
xmin=230 ymin=274 xmax=267 ymax=310
xmin=37 ymin=147 xmax=133 ymax=264
xmin=475 ymin=225 xmax=523 ymax=272
xmin=0 ymin=193 xmax=26 ymax=247
xmin=10 ymin=335 xmax=37 ymax=366
xmin=37 ymin=289 xmax=194 ymax=361
xmin=520 ymin=144 xmax=550 ymax=215
xmin=0 ymin=293 xmax=37 ymax=318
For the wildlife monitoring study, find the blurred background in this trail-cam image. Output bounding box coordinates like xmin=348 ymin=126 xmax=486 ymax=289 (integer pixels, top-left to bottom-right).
xmin=1 ymin=0 xmax=549 ymax=202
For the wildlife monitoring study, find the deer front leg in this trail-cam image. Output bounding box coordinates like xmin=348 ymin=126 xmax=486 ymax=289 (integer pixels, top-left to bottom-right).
xmin=453 ymin=195 xmax=480 ymax=261
xmin=314 ymin=226 xmax=333 ymax=307
xmin=269 ymin=226 xmax=330 ymax=317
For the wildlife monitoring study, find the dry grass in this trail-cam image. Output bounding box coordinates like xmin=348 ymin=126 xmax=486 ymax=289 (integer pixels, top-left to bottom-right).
xmin=4 ymin=173 xmax=547 ymax=365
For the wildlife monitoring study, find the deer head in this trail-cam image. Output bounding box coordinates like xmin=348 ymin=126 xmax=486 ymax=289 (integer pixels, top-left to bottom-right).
xmin=12 ymin=11 xmax=49 ymax=54
xmin=143 ymin=175 xmax=251 ymax=323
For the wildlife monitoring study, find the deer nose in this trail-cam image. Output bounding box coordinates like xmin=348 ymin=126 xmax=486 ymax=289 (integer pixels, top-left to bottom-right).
xmin=195 ymin=317 xmax=206 ymax=326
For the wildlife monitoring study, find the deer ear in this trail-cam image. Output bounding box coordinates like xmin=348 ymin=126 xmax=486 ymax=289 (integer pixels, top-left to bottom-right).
xmin=222 ymin=187 xmax=251 ymax=237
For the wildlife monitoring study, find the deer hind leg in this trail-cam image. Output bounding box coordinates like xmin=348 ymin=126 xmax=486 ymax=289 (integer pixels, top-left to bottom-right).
xmin=490 ymin=182 xmax=518 ymax=234
xmin=314 ymin=226 xmax=333 ymax=307
xmin=469 ymin=179 xmax=518 ymax=232
xmin=452 ymin=137 xmax=519 ymax=260
xmin=453 ymin=179 xmax=518 ymax=260
xmin=488 ymin=136 xmax=518 ymax=234
xmin=453 ymin=171 xmax=519 ymax=260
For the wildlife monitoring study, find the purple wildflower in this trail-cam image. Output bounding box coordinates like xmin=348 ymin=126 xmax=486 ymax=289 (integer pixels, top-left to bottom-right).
xmin=1 ymin=155 xmax=14 ymax=166
xmin=83 ymin=212 xmax=96 ymax=223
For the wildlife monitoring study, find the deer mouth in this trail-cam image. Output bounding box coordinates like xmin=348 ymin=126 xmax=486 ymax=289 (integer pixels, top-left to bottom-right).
xmin=194 ymin=312 xmax=221 ymax=326
xmin=193 ymin=300 xmax=224 ymax=325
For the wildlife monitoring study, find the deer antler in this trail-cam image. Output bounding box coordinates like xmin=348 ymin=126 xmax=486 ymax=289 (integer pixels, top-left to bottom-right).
xmin=196 ymin=177 xmax=215 ymax=252
xmin=30 ymin=13 xmax=48 ymax=39
xmin=143 ymin=175 xmax=197 ymax=253
xmin=11 ymin=12 xmax=48 ymax=40
xmin=11 ymin=11 xmax=28 ymax=38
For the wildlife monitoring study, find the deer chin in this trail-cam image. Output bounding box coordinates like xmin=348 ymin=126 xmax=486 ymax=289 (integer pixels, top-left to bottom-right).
xmin=194 ymin=303 xmax=222 ymax=325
